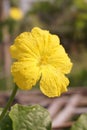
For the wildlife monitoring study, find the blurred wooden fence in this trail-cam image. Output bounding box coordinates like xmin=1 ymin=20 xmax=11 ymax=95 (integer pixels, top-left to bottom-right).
xmin=0 ymin=87 xmax=87 ymax=130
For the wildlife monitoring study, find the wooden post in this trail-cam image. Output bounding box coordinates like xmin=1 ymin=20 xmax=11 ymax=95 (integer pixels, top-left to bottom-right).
xmin=0 ymin=0 xmax=12 ymax=89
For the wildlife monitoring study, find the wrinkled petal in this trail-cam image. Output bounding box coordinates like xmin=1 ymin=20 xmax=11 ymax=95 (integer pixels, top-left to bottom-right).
xmin=40 ymin=65 xmax=69 ymax=97
xmin=31 ymin=27 xmax=60 ymax=55
xmin=10 ymin=32 xmax=40 ymax=60
xmin=10 ymin=27 xmax=60 ymax=61
xmin=11 ymin=61 xmax=41 ymax=90
xmin=47 ymin=45 xmax=73 ymax=74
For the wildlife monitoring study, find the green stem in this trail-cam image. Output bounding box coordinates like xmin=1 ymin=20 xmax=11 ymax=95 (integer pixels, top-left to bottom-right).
xmin=0 ymin=85 xmax=18 ymax=121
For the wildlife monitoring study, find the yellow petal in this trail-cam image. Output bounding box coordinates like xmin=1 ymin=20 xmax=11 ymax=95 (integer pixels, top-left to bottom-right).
xmin=10 ymin=32 xmax=40 ymax=60
xmin=9 ymin=7 xmax=23 ymax=20
xmin=11 ymin=61 xmax=41 ymax=90
xmin=31 ymin=27 xmax=60 ymax=55
xmin=10 ymin=27 xmax=60 ymax=61
xmin=48 ymin=45 xmax=73 ymax=74
xmin=40 ymin=65 xmax=69 ymax=97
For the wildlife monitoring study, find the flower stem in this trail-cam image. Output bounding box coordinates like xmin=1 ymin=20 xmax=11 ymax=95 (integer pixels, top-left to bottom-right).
xmin=0 ymin=85 xmax=18 ymax=121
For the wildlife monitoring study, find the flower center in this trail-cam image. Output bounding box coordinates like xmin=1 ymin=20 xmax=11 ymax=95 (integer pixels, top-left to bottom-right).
xmin=39 ymin=56 xmax=48 ymax=65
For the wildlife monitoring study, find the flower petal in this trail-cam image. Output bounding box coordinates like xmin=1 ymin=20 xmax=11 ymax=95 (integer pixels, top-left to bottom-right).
xmin=48 ymin=45 xmax=73 ymax=74
xmin=40 ymin=65 xmax=69 ymax=97
xmin=11 ymin=61 xmax=41 ymax=90
xmin=31 ymin=27 xmax=60 ymax=55
xmin=10 ymin=32 xmax=40 ymax=60
xmin=9 ymin=7 xmax=23 ymax=20
xmin=10 ymin=27 xmax=60 ymax=61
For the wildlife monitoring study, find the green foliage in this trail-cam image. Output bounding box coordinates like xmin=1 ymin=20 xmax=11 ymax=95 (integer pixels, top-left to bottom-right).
xmin=0 ymin=22 xmax=3 ymax=43
xmin=0 ymin=104 xmax=52 ymax=130
xmin=69 ymin=69 xmax=87 ymax=87
xmin=0 ymin=18 xmax=19 ymax=43
xmin=73 ymin=0 xmax=87 ymax=10
xmin=6 ymin=19 xmax=17 ymax=35
xmin=25 ymin=0 xmax=87 ymax=50
xmin=0 ymin=108 xmax=12 ymax=130
xmin=29 ymin=0 xmax=72 ymax=25
xmin=29 ymin=1 xmax=60 ymax=24
xmin=73 ymin=0 xmax=87 ymax=42
xmin=10 ymin=0 xmax=20 ymax=7
xmin=9 ymin=104 xmax=51 ymax=130
xmin=0 ymin=114 xmax=12 ymax=130
xmin=70 ymin=113 xmax=87 ymax=130
xmin=0 ymin=78 xmax=7 ymax=90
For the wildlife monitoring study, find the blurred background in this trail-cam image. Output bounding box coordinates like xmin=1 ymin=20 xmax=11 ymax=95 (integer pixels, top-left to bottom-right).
xmin=0 ymin=0 xmax=87 ymax=129
xmin=0 ymin=0 xmax=87 ymax=89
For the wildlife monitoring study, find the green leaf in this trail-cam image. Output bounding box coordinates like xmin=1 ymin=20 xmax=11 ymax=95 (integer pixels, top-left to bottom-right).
xmin=0 ymin=109 xmax=12 ymax=130
xmin=70 ymin=113 xmax=87 ymax=130
xmin=9 ymin=104 xmax=52 ymax=130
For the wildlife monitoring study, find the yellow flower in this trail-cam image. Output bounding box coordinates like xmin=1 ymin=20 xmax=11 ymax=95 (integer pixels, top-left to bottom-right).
xmin=10 ymin=27 xmax=73 ymax=97
xmin=9 ymin=7 xmax=23 ymax=20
